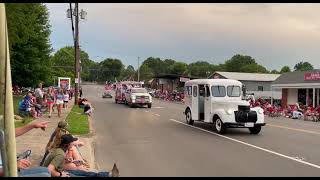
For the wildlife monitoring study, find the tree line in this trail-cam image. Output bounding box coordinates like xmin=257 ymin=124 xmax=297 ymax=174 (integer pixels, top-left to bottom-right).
xmin=6 ymin=3 xmax=316 ymax=87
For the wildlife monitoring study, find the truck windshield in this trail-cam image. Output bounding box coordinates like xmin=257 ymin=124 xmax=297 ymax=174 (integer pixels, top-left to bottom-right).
xmin=227 ymin=85 xmax=241 ymax=97
xmin=132 ymin=89 xmax=148 ymax=93
xmin=211 ymin=86 xmax=226 ymax=97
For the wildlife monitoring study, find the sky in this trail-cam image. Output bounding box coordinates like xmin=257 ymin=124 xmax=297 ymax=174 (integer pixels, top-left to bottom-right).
xmin=46 ymin=3 xmax=320 ymax=71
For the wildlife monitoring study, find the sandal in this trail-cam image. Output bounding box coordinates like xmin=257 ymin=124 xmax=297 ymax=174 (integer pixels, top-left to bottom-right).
xmin=17 ymin=149 xmax=32 ymax=160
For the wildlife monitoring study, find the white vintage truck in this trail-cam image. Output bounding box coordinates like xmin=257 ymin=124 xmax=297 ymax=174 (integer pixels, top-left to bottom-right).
xmin=183 ymin=79 xmax=265 ymax=134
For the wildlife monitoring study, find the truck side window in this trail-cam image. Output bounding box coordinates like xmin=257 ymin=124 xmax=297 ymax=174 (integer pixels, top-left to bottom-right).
xmin=193 ymin=86 xmax=197 ymax=97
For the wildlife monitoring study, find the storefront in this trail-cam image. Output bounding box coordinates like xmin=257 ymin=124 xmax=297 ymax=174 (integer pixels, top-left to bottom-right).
xmin=271 ymin=70 xmax=320 ymax=108
xmin=151 ymin=74 xmax=198 ymax=93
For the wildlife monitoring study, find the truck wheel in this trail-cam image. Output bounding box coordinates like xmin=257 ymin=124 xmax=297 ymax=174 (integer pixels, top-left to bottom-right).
xmin=215 ymin=118 xmax=226 ymax=134
xmin=249 ymin=126 xmax=261 ymax=134
xmin=129 ymin=103 xmax=134 ymax=108
xmin=115 ymin=98 xmax=118 ymax=104
xmin=125 ymin=100 xmax=128 ymax=105
xmin=185 ymin=109 xmax=194 ymax=125
xmin=148 ymin=104 xmax=152 ymax=108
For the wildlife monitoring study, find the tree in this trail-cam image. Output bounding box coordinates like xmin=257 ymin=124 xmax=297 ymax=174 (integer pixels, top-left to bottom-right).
xmin=139 ymin=64 xmax=154 ymax=83
xmin=188 ymin=61 xmax=213 ymax=77
xmin=239 ymin=63 xmax=269 ymax=73
xmin=6 ymin=3 xmax=52 ymax=87
xmin=270 ymin=69 xmax=279 ymax=74
xmin=98 ymin=58 xmax=124 ymax=82
xmin=280 ymin=66 xmax=291 ymax=73
xmin=120 ymin=65 xmax=136 ymax=81
xmin=224 ymin=54 xmax=257 ymax=72
xmin=294 ymin=61 xmax=314 ymax=71
xmin=50 ymin=46 xmax=94 ymax=84
xmin=171 ymin=62 xmax=188 ymax=75
xmin=142 ymin=57 xmax=166 ymax=75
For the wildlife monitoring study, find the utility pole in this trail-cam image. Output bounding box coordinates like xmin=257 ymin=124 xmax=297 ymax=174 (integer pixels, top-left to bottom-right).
xmin=74 ymin=3 xmax=80 ymax=105
xmin=138 ymin=56 xmax=140 ymax=82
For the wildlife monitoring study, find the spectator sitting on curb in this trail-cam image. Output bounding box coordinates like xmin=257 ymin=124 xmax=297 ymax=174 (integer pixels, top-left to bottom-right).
xmin=19 ymin=92 xmax=38 ymax=118
xmin=0 ymin=121 xmax=51 ymax=177
xmin=82 ymin=99 xmax=94 ymax=116
xmin=42 ymin=134 xmax=118 ymax=177
xmin=40 ymin=120 xmax=86 ymax=168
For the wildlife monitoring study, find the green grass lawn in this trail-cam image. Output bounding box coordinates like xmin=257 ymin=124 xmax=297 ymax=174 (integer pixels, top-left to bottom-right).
xmin=66 ymin=105 xmax=89 ymax=135
xmin=13 ymin=95 xmax=34 ymax=128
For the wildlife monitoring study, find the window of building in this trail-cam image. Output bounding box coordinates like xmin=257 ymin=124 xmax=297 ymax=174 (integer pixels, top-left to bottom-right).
xmin=258 ymin=86 xmax=263 ymax=91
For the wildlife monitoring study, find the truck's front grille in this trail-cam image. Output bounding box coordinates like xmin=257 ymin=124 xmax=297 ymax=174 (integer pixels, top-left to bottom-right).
xmin=234 ymin=111 xmax=257 ymax=123
xmin=136 ymin=96 xmax=149 ymax=99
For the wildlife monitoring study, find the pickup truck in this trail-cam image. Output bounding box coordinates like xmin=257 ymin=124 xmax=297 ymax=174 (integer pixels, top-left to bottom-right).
xmin=125 ymin=88 xmax=152 ymax=108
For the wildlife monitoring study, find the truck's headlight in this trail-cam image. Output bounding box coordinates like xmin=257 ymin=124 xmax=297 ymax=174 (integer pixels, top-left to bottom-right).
xmin=258 ymin=108 xmax=264 ymax=114
xmin=226 ymin=109 xmax=233 ymax=115
xmin=131 ymin=95 xmax=136 ymax=99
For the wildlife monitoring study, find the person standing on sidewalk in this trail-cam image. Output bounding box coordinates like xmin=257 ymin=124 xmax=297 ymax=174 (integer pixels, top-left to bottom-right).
xmin=79 ymin=88 xmax=83 ymax=98
xmin=46 ymin=87 xmax=55 ymax=118
xmin=63 ymin=90 xmax=69 ymax=111
xmin=35 ymin=83 xmax=44 ymax=105
xmin=56 ymin=89 xmax=64 ymax=118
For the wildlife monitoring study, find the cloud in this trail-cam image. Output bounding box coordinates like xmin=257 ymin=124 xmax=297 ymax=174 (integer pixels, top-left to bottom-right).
xmin=46 ymin=3 xmax=320 ymax=70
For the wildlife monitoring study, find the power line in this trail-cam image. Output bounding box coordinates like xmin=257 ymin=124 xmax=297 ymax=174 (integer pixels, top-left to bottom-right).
xmin=69 ymin=3 xmax=75 ymax=43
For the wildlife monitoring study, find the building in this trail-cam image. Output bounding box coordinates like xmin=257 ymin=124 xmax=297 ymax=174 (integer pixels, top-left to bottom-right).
xmin=208 ymin=71 xmax=281 ymax=99
xmin=150 ymin=74 xmax=199 ymax=92
xmin=271 ymin=70 xmax=320 ymax=108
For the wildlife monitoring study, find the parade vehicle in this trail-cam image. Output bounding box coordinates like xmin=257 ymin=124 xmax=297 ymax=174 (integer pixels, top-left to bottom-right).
xmin=102 ymin=83 xmax=113 ymax=98
xmin=114 ymin=81 xmax=142 ymax=104
xmin=124 ymin=87 xmax=152 ymax=108
xmin=183 ymin=79 xmax=265 ymax=134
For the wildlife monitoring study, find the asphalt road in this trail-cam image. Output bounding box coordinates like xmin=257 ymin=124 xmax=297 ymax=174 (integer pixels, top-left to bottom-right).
xmin=82 ymin=84 xmax=320 ymax=177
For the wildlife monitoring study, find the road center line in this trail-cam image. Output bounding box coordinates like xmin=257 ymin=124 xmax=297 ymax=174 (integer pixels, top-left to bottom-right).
xmin=267 ymin=123 xmax=320 ymax=135
xmin=155 ymin=114 xmax=160 ymax=117
xmin=168 ymin=118 xmax=320 ymax=169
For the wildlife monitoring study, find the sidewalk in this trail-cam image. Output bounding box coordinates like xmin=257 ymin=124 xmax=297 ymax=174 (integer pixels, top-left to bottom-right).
xmin=15 ymin=101 xmax=95 ymax=170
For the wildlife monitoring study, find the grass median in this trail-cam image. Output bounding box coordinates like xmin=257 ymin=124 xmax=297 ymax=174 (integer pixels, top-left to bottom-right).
xmin=65 ymin=105 xmax=89 ymax=135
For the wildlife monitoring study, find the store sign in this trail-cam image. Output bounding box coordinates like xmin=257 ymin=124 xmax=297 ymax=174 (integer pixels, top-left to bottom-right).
xmin=304 ymin=72 xmax=320 ymax=81
xmin=180 ymin=77 xmax=190 ymax=82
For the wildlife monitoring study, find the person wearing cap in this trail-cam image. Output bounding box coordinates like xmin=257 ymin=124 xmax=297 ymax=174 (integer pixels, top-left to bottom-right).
xmin=42 ymin=134 xmax=111 ymax=177
xmin=40 ymin=120 xmax=85 ymax=166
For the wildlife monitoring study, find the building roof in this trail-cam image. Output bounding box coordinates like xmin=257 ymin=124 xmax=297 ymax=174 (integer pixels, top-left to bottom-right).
xmin=210 ymin=71 xmax=281 ymax=82
xmin=153 ymin=74 xmax=200 ymax=80
xmin=272 ymin=69 xmax=320 ymax=85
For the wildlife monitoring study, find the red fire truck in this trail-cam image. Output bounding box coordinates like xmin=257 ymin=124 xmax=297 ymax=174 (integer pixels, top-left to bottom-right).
xmin=114 ymin=81 xmax=142 ymax=104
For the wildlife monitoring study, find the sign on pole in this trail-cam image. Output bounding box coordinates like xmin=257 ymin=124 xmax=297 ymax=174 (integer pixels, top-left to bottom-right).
xmin=58 ymin=77 xmax=71 ymax=90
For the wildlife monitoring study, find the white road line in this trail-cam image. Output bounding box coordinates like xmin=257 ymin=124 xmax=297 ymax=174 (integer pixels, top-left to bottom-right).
xmin=144 ymin=110 xmax=149 ymax=113
xmin=153 ymin=106 xmax=165 ymax=109
xmin=267 ymin=123 xmax=320 ymax=135
xmin=168 ymin=118 xmax=320 ymax=169
xmin=155 ymin=114 xmax=161 ymax=117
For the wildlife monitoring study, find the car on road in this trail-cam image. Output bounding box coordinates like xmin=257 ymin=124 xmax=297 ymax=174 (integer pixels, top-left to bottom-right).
xmin=125 ymin=88 xmax=152 ymax=108
xmin=183 ymin=79 xmax=265 ymax=134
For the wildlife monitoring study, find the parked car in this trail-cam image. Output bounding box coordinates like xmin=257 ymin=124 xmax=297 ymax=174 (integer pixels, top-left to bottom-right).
xmin=125 ymin=88 xmax=152 ymax=108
